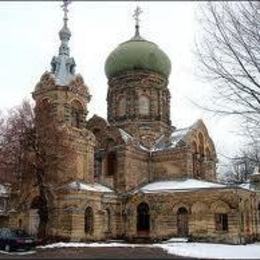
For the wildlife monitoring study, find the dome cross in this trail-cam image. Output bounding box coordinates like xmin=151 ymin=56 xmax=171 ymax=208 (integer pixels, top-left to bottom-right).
xmin=61 ymin=0 xmax=72 ymax=27
xmin=133 ymin=6 xmax=143 ymax=37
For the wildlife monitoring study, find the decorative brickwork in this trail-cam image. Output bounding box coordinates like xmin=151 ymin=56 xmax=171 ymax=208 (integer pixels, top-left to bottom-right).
xmin=107 ymin=70 xmax=173 ymax=148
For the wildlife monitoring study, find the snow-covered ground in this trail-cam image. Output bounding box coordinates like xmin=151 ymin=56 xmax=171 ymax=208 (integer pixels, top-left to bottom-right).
xmin=38 ymin=242 xmax=148 ymax=249
xmin=0 ymin=250 xmax=36 ymax=256
xmin=37 ymin=241 xmax=260 ymax=259
xmin=157 ymin=242 xmax=260 ymax=259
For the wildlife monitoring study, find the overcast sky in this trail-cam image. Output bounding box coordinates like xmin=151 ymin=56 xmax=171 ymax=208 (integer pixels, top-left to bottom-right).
xmin=0 ymin=1 xmax=245 ymax=168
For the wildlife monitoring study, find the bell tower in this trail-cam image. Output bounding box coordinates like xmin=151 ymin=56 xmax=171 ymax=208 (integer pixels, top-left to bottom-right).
xmin=105 ymin=7 xmax=173 ymax=148
xmin=32 ymin=0 xmax=95 ymax=185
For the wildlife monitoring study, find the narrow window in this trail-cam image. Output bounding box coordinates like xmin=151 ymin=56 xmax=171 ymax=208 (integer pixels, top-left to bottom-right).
xmin=18 ymin=219 xmax=22 ymax=229
xmin=71 ymin=110 xmax=80 ymax=128
xmin=85 ymin=207 xmax=94 ymax=234
xmin=205 ymin=147 xmax=211 ymax=160
xmin=107 ymin=152 xmax=116 ymax=176
xmin=139 ymin=95 xmax=150 ymax=116
xmin=240 ymin=213 xmax=244 ymax=232
xmin=118 ymin=96 xmax=126 ymax=117
xmin=94 ymin=154 xmax=102 ymax=178
xmin=106 ymin=208 xmax=111 ymax=233
xmin=198 ymin=133 xmax=204 ymax=157
xmin=71 ymin=100 xmax=83 ymax=128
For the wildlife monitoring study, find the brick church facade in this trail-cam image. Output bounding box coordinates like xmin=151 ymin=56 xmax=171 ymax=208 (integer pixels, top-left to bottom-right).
xmin=8 ymin=4 xmax=260 ymax=244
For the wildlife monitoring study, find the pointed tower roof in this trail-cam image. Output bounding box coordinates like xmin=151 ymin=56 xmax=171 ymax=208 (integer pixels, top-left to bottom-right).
xmin=51 ymin=0 xmax=76 ymax=86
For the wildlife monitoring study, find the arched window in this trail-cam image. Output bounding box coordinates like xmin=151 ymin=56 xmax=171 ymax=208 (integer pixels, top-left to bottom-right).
xmin=240 ymin=213 xmax=244 ymax=232
xmin=93 ymin=128 xmax=101 ymax=137
xmin=18 ymin=219 xmax=22 ymax=229
xmin=245 ymin=212 xmax=250 ymax=233
xmin=105 ymin=208 xmax=111 ymax=233
xmin=192 ymin=141 xmax=198 ymax=154
xmin=137 ymin=202 xmax=150 ymax=232
xmin=118 ymin=96 xmax=126 ymax=117
xmin=177 ymin=207 xmax=189 ymax=237
xmin=205 ymin=147 xmax=211 ymax=160
xmin=198 ymin=133 xmax=204 ymax=156
xmin=139 ymin=95 xmax=150 ymax=116
xmin=107 ymin=151 xmax=117 ymax=176
xmin=94 ymin=152 xmax=102 ymax=178
xmin=105 ymin=138 xmax=116 ymax=150
xmin=192 ymin=141 xmax=200 ymax=178
xmin=38 ymin=98 xmax=50 ymax=109
xmin=71 ymin=100 xmax=83 ymax=128
xmin=85 ymin=207 xmax=94 ymax=234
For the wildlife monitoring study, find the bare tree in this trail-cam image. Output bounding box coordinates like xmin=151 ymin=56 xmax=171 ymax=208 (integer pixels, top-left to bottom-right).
xmin=195 ymin=1 xmax=260 ymax=178
xmin=195 ymin=1 xmax=260 ymax=128
xmin=0 ymin=100 xmax=76 ymax=237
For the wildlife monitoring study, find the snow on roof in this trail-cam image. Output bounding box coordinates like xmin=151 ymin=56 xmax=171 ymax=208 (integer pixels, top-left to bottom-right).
xmin=135 ymin=179 xmax=226 ymax=193
xmin=168 ymin=127 xmax=190 ymax=148
xmin=239 ymin=183 xmax=252 ymax=191
xmin=69 ymin=181 xmax=114 ymax=193
xmin=239 ymin=182 xmax=257 ymax=192
xmin=0 ymin=184 xmax=8 ymax=195
xmin=118 ymin=128 xmax=134 ymax=144
xmin=150 ymin=123 xmax=195 ymax=152
xmin=253 ymin=166 xmax=260 ymax=175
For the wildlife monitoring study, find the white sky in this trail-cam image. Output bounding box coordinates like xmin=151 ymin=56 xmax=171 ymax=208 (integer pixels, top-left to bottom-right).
xmin=0 ymin=1 xmax=246 ymax=167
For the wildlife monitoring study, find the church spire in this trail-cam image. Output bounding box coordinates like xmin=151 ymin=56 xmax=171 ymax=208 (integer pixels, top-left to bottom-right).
xmin=132 ymin=6 xmax=144 ymax=40
xmin=51 ymin=0 xmax=76 ymax=86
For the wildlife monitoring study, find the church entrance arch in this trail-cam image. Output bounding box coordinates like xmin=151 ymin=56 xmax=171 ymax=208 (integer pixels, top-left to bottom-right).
xmin=177 ymin=207 xmax=189 ymax=237
xmin=28 ymin=196 xmax=41 ymax=236
xmin=137 ymin=202 xmax=150 ymax=234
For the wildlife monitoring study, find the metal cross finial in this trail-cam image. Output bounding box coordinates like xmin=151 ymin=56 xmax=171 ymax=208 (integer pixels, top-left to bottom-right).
xmin=61 ymin=0 xmax=72 ymax=24
xmin=133 ymin=6 xmax=143 ymax=27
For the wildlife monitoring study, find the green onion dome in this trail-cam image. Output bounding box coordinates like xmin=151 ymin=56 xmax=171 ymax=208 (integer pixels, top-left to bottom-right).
xmin=105 ymin=34 xmax=171 ymax=79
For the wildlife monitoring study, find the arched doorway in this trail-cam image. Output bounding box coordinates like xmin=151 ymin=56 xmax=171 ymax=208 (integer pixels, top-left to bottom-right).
xmin=137 ymin=202 xmax=150 ymax=234
xmin=177 ymin=207 xmax=189 ymax=237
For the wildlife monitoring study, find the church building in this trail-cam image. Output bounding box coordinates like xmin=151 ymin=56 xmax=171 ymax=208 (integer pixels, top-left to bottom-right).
xmin=9 ymin=3 xmax=260 ymax=244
